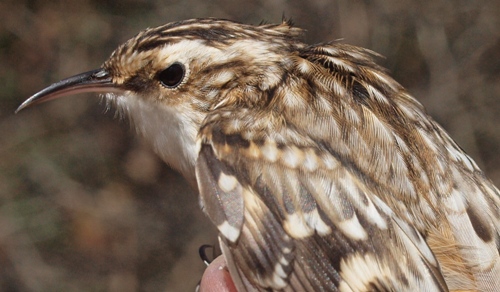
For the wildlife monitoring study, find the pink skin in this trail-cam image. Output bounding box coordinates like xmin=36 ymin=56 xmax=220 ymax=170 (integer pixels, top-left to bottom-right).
xmin=200 ymin=255 xmax=238 ymax=292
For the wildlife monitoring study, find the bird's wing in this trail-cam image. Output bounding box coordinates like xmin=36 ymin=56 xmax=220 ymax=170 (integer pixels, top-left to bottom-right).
xmin=195 ymin=115 xmax=448 ymax=291
xmin=196 ymin=138 xmax=445 ymax=291
xmin=194 ymin=43 xmax=500 ymax=291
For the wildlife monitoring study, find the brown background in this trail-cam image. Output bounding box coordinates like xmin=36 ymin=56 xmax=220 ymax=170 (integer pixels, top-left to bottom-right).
xmin=1 ymin=0 xmax=499 ymax=291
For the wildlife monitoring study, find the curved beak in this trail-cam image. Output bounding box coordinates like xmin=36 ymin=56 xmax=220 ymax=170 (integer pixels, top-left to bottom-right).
xmin=16 ymin=68 xmax=121 ymax=113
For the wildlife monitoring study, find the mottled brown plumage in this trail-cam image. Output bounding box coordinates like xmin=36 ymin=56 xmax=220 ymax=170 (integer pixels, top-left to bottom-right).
xmin=17 ymin=18 xmax=500 ymax=291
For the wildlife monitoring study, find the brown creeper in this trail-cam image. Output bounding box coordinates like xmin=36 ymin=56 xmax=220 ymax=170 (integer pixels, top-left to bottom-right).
xmin=17 ymin=18 xmax=500 ymax=291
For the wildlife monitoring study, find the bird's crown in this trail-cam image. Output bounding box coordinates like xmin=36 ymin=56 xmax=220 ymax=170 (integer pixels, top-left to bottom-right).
xmin=103 ymin=18 xmax=304 ymax=106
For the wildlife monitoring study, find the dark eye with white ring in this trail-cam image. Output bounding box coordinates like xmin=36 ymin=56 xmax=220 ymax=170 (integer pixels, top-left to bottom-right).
xmin=158 ymin=62 xmax=185 ymax=88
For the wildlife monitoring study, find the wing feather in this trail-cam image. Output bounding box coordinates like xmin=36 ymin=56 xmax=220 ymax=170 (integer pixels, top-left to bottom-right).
xmin=196 ymin=132 xmax=447 ymax=291
xmin=196 ymin=144 xmax=244 ymax=243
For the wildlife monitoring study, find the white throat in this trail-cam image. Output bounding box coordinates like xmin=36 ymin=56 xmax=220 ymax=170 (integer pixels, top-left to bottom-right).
xmin=108 ymin=93 xmax=200 ymax=185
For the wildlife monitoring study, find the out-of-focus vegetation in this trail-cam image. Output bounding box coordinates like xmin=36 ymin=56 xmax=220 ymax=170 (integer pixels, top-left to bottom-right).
xmin=1 ymin=0 xmax=499 ymax=291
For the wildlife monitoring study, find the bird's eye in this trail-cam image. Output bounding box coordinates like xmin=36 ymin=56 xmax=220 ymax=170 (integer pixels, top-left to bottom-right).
xmin=158 ymin=62 xmax=185 ymax=88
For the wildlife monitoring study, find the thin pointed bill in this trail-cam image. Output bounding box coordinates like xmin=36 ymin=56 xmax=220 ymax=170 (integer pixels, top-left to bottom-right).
xmin=16 ymin=68 xmax=122 ymax=113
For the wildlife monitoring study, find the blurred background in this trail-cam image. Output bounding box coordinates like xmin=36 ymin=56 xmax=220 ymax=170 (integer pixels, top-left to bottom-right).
xmin=1 ymin=0 xmax=499 ymax=291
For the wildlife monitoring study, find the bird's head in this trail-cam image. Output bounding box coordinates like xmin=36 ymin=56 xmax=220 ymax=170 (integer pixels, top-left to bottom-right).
xmin=16 ymin=18 xmax=303 ymax=183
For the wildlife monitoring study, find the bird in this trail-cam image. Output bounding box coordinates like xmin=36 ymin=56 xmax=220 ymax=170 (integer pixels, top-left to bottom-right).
xmin=17 ymin=18 xmax=500 ymax=291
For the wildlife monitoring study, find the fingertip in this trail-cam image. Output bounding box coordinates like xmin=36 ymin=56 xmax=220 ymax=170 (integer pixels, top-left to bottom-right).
xmin=199 ymin=255 xmax=238 ymax=292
